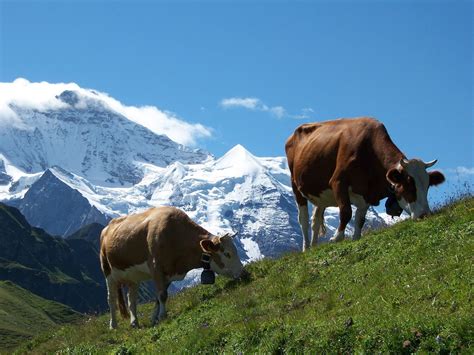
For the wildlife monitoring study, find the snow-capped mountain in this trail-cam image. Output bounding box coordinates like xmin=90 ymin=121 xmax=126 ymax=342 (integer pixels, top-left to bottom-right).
xmin=14 ymin=169 xmax=110 ymax=237
xmin=0 ymin=79 xmax=396 ymax=264
xmin=0 ymin=159 xmax=11 ymax=185
xmin=1 ymin=146 xmax=394 ymax=260
xmin=0 ymin=83 xmax=210 ymax=186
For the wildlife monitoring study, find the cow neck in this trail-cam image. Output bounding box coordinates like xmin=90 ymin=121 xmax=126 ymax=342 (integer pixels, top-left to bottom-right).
xmin=378 ymin=142 xmax=405 ymax=199
xmin=192 ymin=232 xmax=215 ymax=271
xmin=380 ymin=143 xmax=405 ymax=173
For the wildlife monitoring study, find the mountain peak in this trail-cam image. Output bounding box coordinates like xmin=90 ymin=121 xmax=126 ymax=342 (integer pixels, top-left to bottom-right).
xmin=56 ymin=90 xmax=80 ymax=106
xmin=0 ymin=81 xmax=211 ymax=185
xmin=221 ymin=144 xmax=257 ymax=161
xmin=214 ymin=144 xmax=262 ymax=176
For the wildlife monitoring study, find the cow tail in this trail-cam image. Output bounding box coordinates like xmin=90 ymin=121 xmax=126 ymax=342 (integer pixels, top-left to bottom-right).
xmin=117 ymin=285 xmax=130 ymax=319
xmin=99 ymin=250 xmax=111 ymax=277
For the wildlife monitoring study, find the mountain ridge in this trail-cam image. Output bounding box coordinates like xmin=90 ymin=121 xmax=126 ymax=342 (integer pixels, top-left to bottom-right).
xmin=0 ymin=202 xmax=107 ymax=313
xmin=0 ymin=79 xmax=398 ymax=264
xmin=0 ymin=81 xmax=211 ymax=186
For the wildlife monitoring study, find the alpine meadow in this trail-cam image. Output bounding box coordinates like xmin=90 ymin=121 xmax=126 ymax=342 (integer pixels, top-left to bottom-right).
xmin=12 ymin=197 xmax=474 ymax=354
xmin=0 ymin=1 xmax=473 ymax=354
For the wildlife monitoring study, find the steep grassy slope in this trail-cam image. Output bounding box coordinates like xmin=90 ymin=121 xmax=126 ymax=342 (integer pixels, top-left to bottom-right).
xmin=17 ymin=198 xmax=473 ymax=353
xmin=0 ymin=281 xmax=80 ymax=351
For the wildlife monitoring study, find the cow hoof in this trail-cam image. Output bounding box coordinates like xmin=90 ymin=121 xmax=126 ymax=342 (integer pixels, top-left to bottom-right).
xmin=330 ymin=233 xmax=345 ymax=243
xmin=109 ymin=322 xmax=117 ymax=330
xmin=130 ymin=320 xmax=139 ymax=328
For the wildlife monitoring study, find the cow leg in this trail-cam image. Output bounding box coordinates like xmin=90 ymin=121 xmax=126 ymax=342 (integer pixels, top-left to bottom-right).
xmin=310 ymin=206 xmax=325 ymax=246
xmin=151 ymin=283 xmax=170 ymax=325
xmin=353 ymin=204 xmax=369 ymax=240
xmin=158 ymin=284 xmax=169 ymax=321
xmin=106 ymin=278 xmax=118 ymax=329
xmin=297 ymin=204 xmax=311 ymax=251
xmin=330 ymin=179 xmax=352 ymax=242
xmin=151 ymin=299 xmax=159 ymax=326
xmin=150 ymin=264 xmax=170 ymax=326
xmin=128 ymin=283 xmax=139 ymax=328
xmin=292 ymin=182 xmax=311 ymax=252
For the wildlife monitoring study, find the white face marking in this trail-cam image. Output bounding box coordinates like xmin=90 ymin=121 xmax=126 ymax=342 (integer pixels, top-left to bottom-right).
xmin=399 ymin=160 xmax=431 ymax=218
xmin=210 ymin=235 xmax=243 ymax=279
xmin=108 ymin=262 xmax=152 ymax=284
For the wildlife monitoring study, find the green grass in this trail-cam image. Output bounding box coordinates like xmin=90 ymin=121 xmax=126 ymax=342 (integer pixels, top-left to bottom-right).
xmin=16 ymin=198 xmax=474 ymax=354
xmin=0 ymin=281 xmax=81 ymax=351
xmin=48 ymin=268 xmax=81 ymax=284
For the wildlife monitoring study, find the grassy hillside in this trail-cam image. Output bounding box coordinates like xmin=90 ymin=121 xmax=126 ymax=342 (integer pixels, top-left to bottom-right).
xmin=17 ymin=198 xmax=473 ymax=354
xmin=0 ymin=281 xmax=80 ymax=351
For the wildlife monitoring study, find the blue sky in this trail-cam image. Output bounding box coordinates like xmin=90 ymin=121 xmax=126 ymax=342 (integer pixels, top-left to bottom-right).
xmin=0 ymin=0 xmax=472 ymax=200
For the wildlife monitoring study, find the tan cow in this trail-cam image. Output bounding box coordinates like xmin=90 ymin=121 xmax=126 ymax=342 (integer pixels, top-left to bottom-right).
xmin=100 ymin=206 xmax=244 ymax=329
xmin=285 ymin=117 xmax=445 ymax=251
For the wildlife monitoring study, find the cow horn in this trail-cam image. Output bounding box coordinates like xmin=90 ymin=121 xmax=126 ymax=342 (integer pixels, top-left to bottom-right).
xmin=400 ymin=158 xmax=409 ymax=168
xmin=424 ymin=159 xmax=437 ymax=168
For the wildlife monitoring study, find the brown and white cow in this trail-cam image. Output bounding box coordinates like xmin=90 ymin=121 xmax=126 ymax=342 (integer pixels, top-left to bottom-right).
xmin=100 ymin=206 xmax=243 ymax=329
xmin=285 ymin=117 xmax=445 ymax=251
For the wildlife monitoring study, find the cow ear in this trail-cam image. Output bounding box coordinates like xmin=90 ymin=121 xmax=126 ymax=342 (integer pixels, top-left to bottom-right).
xmin=386 ymin=168 xmax=403 ymax=185
xmin=429 ymin=171 xmax=445 ymax=186
xmin=200 ymin=239 xmax=219 ymax=253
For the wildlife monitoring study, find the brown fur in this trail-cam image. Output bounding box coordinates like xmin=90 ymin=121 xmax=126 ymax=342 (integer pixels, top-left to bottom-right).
xmin=100 ymin=206 xmax=216 ymax=279
xmin=100 ymin=206 xmax=227 ymax=325
xmin=100 ymin=207 xmax=242 ymax=328
xmin=285 ymin=117 xmax=405 ymax=209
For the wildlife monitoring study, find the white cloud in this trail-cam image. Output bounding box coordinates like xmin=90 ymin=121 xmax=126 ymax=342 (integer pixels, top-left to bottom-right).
xmin=447 ymin=166 xmax=474 ymax=176
xmin=290 ymin=107 xmax=315 ymax=120
xmin=95 ymin=94 xmax=212 ymax=146
xmin=0 ymin=78 xmax=212 ymax=146
xmin=220 ymin=96 xmax=287 ymax=118
xmin=270 ymin=106 xmax=286 ymax=119
xmin=220 ymin=96 xmax=313 ymax=120
xmin=0 ymin=78 xmax=75 ymax=129
xmin=220 ymin=97 xmax=262 ymax=110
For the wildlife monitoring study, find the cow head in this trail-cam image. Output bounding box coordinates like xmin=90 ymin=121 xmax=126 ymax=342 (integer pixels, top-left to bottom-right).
xmin=200 ymin=233 xmax=243 ymax=279
xmin=386 ymin=158 xmax=445 ymax=219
